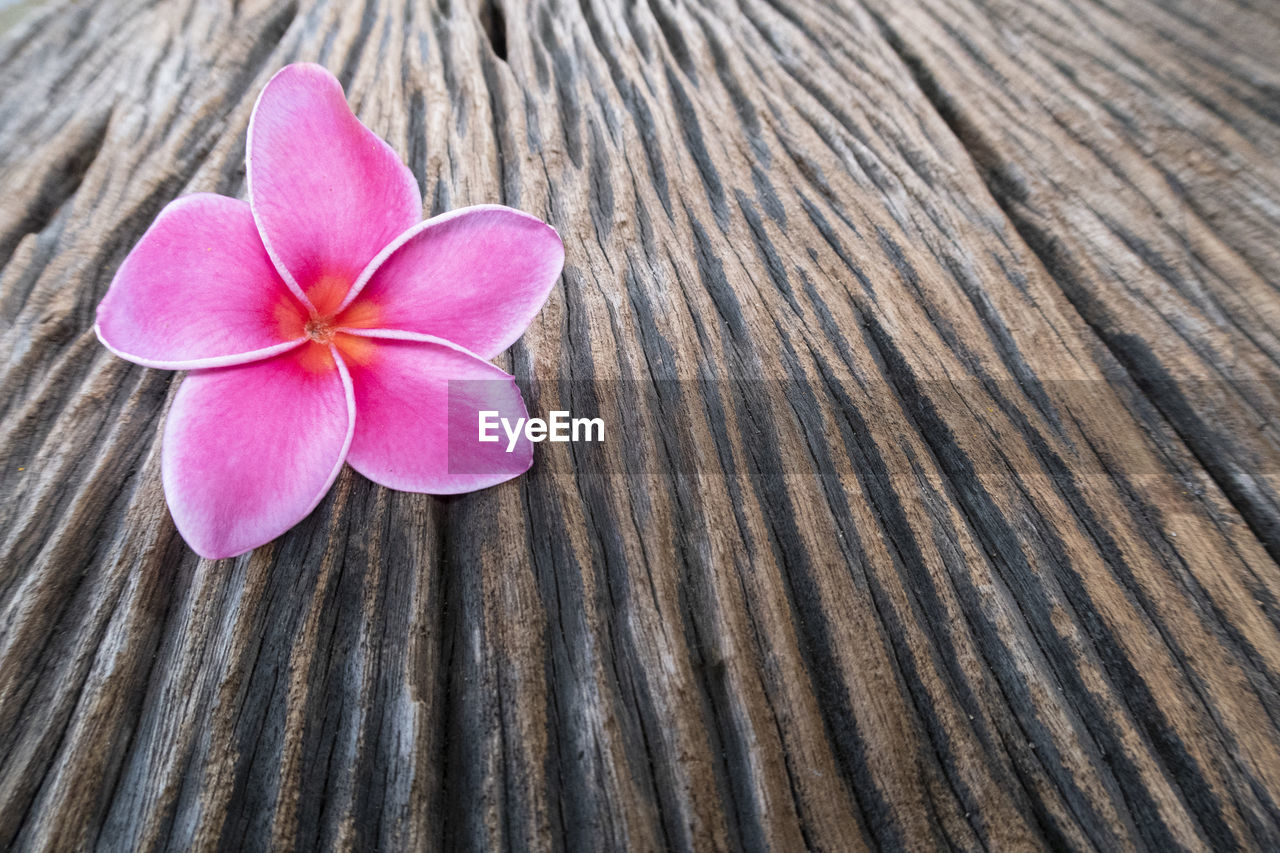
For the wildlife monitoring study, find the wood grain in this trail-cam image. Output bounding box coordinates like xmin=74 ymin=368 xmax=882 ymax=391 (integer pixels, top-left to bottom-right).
xmin=1 ymin=0 xmax=1278 ymax=849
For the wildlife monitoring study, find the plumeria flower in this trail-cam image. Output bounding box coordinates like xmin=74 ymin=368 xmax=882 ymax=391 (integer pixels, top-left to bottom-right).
xmin=95 ymin=64 xmax=563 ymax=559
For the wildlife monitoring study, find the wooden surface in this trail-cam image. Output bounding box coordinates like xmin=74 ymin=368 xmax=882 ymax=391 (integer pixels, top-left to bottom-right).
xmin=2 ymin=0 xmax=1279 ymax=849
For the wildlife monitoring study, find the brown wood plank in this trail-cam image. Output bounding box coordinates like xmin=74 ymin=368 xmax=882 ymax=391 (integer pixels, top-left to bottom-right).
xmin=864 ymin=0 xmax=1280 ymax=560
xmin=0 ymin=0 xmax=1277 ymax=849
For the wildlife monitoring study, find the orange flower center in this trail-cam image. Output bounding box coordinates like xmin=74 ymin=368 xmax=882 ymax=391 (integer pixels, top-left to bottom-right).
xmin=273 ymin=276 xmax=383 ymax=371
xmin=304 ymin=316 xmax=338 ymax=344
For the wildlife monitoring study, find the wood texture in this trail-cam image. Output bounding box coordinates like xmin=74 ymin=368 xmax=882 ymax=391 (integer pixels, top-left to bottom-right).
xmin=1 ymin=0 xmax=1279 ymax=849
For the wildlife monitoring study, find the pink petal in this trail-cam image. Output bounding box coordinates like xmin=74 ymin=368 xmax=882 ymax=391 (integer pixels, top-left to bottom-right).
xmin=339 ymin=205 xmax=563 ymax=359
xmin=162 ymin=344 xmax=354 ymax=559
xmin=247 ymin=63 xmax=422 ymax=313
xmin=95 ymin=194 xmax=308 ymax=369
xmin=340 ymin=330 xmax=533 ymax=493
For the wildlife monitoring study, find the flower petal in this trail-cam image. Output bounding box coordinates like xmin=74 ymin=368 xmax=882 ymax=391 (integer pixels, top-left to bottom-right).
xmin=341 ymin=330 xmax=533 ymax=493
xmin=162 ymin=344 xmax=354 ymax=559
xmin=339 ymin=205 xmax=563 ymax=359
xmin=247 ymin=63 xmax=422 ymax=312
xmin=95 ymin=194 xmax=307 ymax=369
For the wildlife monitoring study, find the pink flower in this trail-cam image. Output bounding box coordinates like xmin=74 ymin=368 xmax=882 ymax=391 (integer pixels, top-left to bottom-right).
xmin=95 ymin=64 xmax=564 ymax=559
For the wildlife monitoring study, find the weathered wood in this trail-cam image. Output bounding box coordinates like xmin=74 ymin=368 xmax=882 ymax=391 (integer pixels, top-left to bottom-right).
xmin=1 ymin=0 xmax=1278 ymax=849
xmin=865 ymin=0 xmax=1280 ymax=562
